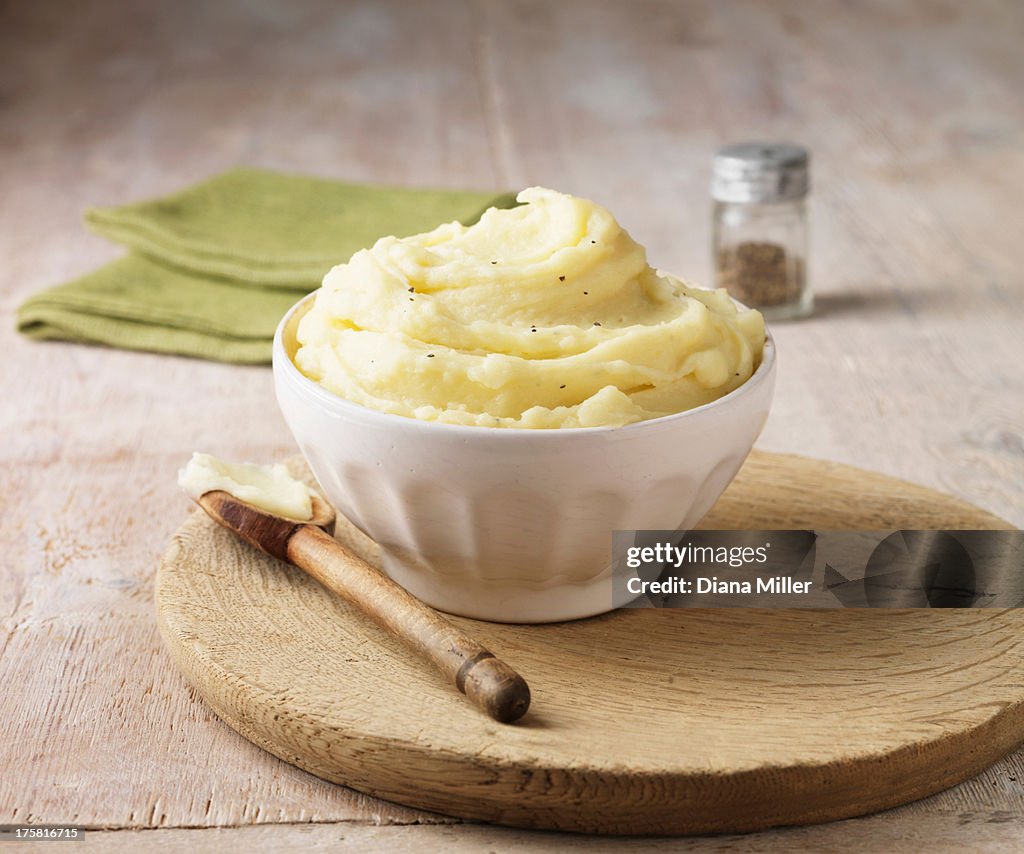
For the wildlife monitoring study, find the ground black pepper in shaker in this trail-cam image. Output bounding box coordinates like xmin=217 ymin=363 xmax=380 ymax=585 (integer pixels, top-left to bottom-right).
xmin=711 ymin=143 xmax=811 ymax=320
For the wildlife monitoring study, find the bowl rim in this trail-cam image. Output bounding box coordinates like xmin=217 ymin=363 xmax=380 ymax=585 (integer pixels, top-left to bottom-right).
xmin=273 ymin=292 xmax=776 ymax=438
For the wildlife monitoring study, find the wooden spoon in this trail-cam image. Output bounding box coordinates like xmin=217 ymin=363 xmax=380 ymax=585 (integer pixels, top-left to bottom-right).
xmin=191 ymin=488 xmax=531 ymax=723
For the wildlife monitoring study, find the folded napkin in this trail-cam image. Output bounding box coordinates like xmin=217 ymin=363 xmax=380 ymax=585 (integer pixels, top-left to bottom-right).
xmin=17 ymin=168 xmax=516 ymax=363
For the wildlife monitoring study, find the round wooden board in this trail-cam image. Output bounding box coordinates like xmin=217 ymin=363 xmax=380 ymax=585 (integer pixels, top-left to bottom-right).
xmin=156 ymin=451 xmax=1024 ymax=835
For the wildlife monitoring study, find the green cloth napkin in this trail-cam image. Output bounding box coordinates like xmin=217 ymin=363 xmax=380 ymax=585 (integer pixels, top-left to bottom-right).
xmin=17 ymin=168 xmax=517 ymax=363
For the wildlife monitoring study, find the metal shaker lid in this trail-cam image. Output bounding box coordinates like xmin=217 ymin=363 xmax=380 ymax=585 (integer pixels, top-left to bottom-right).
xmin=711 ymin=142 xmax=810 ymax=203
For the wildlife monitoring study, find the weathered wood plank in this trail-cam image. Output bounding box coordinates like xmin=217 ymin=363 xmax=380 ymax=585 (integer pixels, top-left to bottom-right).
xmin=24 ymin=814 xmax=1024 ymax=854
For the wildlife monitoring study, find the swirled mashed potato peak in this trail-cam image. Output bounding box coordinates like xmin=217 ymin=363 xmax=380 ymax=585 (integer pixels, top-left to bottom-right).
xmin=294 ymin=187 xmax=765 ymax=429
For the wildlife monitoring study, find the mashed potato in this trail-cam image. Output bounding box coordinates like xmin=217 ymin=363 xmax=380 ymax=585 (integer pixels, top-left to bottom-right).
xmin=294 ymin=187 xmax=765 ymax=428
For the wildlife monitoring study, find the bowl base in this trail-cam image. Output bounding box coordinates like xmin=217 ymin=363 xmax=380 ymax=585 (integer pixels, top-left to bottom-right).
xmin=379 ymin=552 xmax=618 ymax=623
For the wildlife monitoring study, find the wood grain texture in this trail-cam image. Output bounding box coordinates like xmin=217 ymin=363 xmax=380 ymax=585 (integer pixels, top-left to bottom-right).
xmin=2 ymin=0 xmax=1023 ymax=847
xmin=43 ymin=817 xmax=1024 ymax=854
xmin=197 ymin=488 xmax=531 ymax=721
xmin=288 ymin=525 xmax=531 ymax=723
xmin=156 ymin=453 xmax=1024 ymax=835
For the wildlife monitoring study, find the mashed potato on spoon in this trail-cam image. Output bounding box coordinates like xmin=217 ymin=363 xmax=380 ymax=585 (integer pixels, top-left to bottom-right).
xmin=295 ymin=187 xmax=765 ymax=429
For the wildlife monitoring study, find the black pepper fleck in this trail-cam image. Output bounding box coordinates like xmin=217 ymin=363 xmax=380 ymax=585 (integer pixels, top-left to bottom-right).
xmin=593 ymin=321 xmax=601 ymax=326
xmin=408 ymin=287 xmax=415 ymax=293
xmin=427 ymin=354 xmax=435 ymax=358
xmin=591 ymin=240 xmax=596 ymax=244
xmin=583 ymin=291 xmax=588 ymax=295
xmin=558 ymin=275 xmax=565 ymax=281
xmin=559 ymin=384 xmax=566 ymax=389
xmin=491 ymin=260 xmax=497 ymax=264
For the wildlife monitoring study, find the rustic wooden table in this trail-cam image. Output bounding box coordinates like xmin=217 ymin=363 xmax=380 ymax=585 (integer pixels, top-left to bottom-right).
xmin=2 ymin=0 xmax=1022 ymax=850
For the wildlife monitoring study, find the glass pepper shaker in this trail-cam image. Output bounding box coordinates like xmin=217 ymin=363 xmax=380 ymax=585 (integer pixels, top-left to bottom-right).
xmin=711 ymin=142 xmax=811 ymax=321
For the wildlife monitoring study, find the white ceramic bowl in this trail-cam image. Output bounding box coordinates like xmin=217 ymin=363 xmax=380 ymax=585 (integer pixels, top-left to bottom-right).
xmin=273 ymin=295 xmax=776 ymax=623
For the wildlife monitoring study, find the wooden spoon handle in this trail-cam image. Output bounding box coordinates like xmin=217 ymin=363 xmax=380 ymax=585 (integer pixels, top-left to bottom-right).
xmin=286 ymin=525 xmax=531 ymax=723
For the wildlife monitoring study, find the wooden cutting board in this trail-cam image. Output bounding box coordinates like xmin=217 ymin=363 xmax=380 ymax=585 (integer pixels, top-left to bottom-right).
xmin=155 ymin=451 xmax=1024 ymax=835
